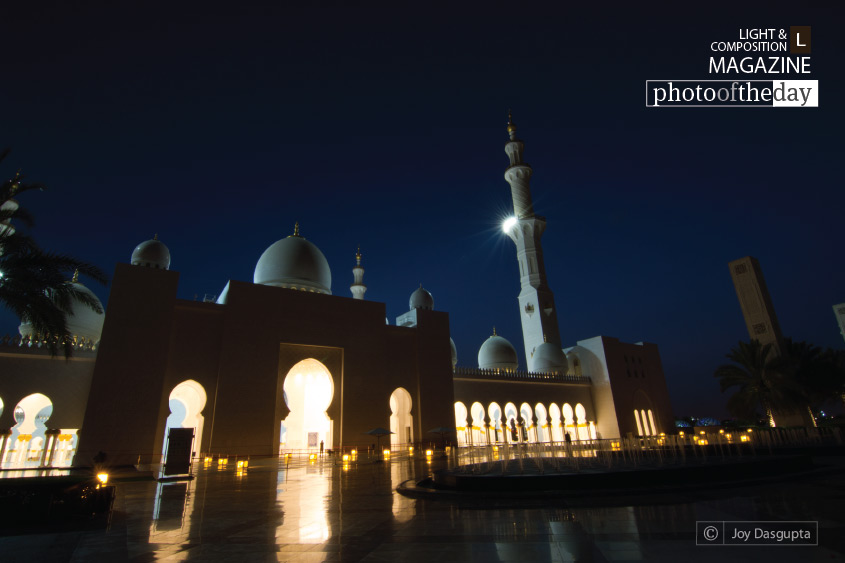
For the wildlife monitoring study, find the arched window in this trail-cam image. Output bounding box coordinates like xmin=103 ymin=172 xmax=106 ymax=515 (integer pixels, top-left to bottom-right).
xmin=389 ymin=388 xmax=413 ymax=447
xmin=282 ymin=359 xmax=334 ymax=452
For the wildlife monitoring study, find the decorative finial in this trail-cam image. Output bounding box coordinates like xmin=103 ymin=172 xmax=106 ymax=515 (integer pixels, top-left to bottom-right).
xmin=71 ymin=269 xmax=79 ymax=283
xmin=153 ymin=233 xmax=158 ymax=241
xmin=355 ymin=246 xmax=362 ymax=266
xmin=492 ymin=326 xmax=497 ymax=336
xmin=507 ymin=110 xmax=517 ymax=136
xmin=293 ymin=222 xmax=300 ymax=237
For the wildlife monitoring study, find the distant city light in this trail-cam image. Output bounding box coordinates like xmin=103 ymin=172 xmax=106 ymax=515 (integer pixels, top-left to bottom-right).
xmin=502 ymin=216 xmax=518 ymax=233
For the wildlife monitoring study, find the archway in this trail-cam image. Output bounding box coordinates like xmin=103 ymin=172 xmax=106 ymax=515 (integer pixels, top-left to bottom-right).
xmin=389 ymin=387 xmax=413 ymax=447
xmin=575 ymin=403 xmax=588 ymax=440
xmin=281 ymin=359 xmax=334 ymax=451
xmin=488 ymin=402 xmax=503 ymax=443
xmin=504 ymin=402 xmax=518 ymax=444
xmin=8 ymin=393 xmax=53 ymax=467
xmin=454 ymin=402 xmax=468 ymax=446
xmin=162 ymin=380 xmax=207 ymax=460
xmin=470 ymin=402 xmax=486 ymax=445
xmin=534 ymin=403 xmax=548 ymax=442
xmin=520 ymin=402 xmax=533 ymax=442
xmin=562 ymin=403 xmax=575 ymax=442
xmin=549 ymin=403 xmax=562 ymax=442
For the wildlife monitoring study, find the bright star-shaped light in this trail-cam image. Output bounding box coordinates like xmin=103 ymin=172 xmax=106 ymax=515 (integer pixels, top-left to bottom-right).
xmin=502 ymin=216 xmax=518 ymax=233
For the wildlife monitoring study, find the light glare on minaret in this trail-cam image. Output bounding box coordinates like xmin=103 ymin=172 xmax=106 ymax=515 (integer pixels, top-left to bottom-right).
xmin=502 ymin=216 xmax=518 ymax=233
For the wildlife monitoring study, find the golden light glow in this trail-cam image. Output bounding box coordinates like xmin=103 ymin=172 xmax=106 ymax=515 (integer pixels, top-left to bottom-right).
xmin=493 ymin=445 xmax=499 ymax=451
xmin=719 ymin=429 xmax=724 ymax=434
xmin=383 ymin=449 xmax=390 ymax=457
xmin=726 ymin=434 xmax=732 ymax=440
xmin=740 ymin=435 xmax=749 ymax=442
xmin=342 ymin=454 xmax=350 ymax=461
xmin=700 ymin=431 xmax=705 ymax=435
xmin=351 ymin=449 xmax=357 ymax=455
xmin=408 ymin=446 xmax=414 ymax=454
xmin=218 ymin=457 xmax=228 ymax=465
xmin=679 ymin=431 xmax=685 ymax=436
xmin=425 ymin=449 xmax=433 ymax=456
xmin=747 ymin=428 xmax=753 ymax=432
xmin=309 ymin=453 xmax=317 ymax=460
xmin=96 ymin=473 xmax=109 ymax=485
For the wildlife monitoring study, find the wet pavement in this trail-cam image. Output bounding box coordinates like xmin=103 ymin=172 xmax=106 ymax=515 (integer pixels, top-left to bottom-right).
xmin=0 ymin=451 xmax=843 ymax=562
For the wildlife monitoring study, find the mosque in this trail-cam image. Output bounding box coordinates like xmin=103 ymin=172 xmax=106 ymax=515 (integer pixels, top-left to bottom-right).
xmin=0 ymin=117 xmax=674 ymax=469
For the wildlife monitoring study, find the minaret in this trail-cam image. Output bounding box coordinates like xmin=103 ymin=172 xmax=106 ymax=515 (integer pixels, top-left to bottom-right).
xmin=350 ymin=246 xmax=366 ymax=300
xmin=501 ymin=112 xmax=563 ymax=371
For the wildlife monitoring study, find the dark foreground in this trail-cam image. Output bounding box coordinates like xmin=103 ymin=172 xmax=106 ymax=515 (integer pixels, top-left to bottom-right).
xmin=0 ymin=452 xmax=843 ymax=562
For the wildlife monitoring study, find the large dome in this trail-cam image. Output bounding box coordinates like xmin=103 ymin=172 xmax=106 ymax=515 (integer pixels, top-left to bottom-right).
xmin=478 ymin=330 xmax=518 ymax=371
xmin=19 ymin=279 xmax=105 ymax=345
xmin=131 ymin=236 xmax=170 ymax=270
xmin=409 ymin=285 xmax=433 ymax=310
xmin=254 ymin=225 xmax=332 ymax=294
xmin=532 ymin=341 xmax=568 ymax=374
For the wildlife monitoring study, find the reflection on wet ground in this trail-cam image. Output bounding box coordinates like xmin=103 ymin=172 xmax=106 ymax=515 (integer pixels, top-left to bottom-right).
xmin=0 ymin=452 xmax=843 ymax=562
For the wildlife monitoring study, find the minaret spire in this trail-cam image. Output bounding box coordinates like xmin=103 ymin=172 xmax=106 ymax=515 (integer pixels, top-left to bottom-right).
xmin=501 ymin=113 xmax=563 ymax=371
xmin=350 ymin=246 xmax=367 ymax=300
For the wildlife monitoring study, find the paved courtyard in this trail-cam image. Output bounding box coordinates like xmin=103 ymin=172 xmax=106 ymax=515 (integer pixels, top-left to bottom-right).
xmin=1 ymin=452 xmax=843 ymax=562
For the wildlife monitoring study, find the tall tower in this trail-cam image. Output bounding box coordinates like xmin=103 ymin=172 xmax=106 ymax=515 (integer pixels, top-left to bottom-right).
xmin=833 ymin=303 xmax=845 ymax=344
xmin=501 ymin=112 xmax=562 ymax=370
xmin=350 ymin=247 xmax=366 ymax=300
xmin=728 ymin=256 xmax=783 ymax=352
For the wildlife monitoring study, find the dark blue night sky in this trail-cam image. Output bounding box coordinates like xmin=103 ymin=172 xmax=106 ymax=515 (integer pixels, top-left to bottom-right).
xmin=2 ymin=2 xmax=843 ymax=418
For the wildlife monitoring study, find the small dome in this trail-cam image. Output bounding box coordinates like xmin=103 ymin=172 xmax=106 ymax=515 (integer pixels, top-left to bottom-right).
xmin=449 ymin=337 xmax=457 ymax=368
xmin=131 ymin=236 xmax=171 ymax=270
xmin=532 ymin=342 xmax=568 ymax=374
xmin=410 ymin=285 xmax=433 ymax=310
xmin=19 ymin=280 xmax=105 ymax=345
xmin=478 ymin=331 xmax=518 ymax=371
xmin=254 ymin=226 xmax=331 ymax=294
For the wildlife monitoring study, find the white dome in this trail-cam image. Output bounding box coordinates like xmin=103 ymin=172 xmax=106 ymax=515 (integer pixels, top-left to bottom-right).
xmin=449 ymin=337 xmax=457 ymax=368
xmin=410 ymin=285 xmax=433 ymax=310
xmin=19 ymin=281 xmax=105 ymax=345
xmin=478 ymin=332 xmax=518 ymax=371
xmin=532 ymin=342 xmax=568 ymax=374
xmin=254 ymin=228 xmax=331 ymax=294
xmin=131 ymin=237 xmax=170 ymax=270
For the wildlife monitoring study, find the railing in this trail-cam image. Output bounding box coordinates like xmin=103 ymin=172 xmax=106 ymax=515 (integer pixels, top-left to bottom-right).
xmin=444 ymin=426 xmax=844 ymax=476
xmin=453 ymin=366 xmax=591 ymax=384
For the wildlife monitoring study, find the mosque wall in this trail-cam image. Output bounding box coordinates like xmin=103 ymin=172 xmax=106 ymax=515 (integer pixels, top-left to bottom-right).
xmin=597 ymin=337 xmax=674 ymax=437
xmin=0 ymin=348 xmax=96 ymax=429
xmin=402 ymin=309 xmax=455 ymax=446
xmin=162 ymin=301 xmax=225 ymax=454
xmin=76 ymin=263 xmax=180 ymax=466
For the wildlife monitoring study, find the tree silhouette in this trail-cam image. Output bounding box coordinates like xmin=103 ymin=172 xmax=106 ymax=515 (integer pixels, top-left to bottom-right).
xmin=0 ymin=149 xmax=106 ymax=357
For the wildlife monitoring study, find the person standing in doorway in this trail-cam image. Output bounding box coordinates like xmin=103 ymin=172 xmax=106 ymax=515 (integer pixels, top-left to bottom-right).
xmin=320 ymin=440 xmax=324 ymax=456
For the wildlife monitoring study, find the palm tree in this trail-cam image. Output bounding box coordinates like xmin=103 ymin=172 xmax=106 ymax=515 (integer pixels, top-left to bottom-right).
xmin=714 ymin=339 xmax=802 ymax=427
xmin=0 ymin=149 xmax=107 ymax=357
